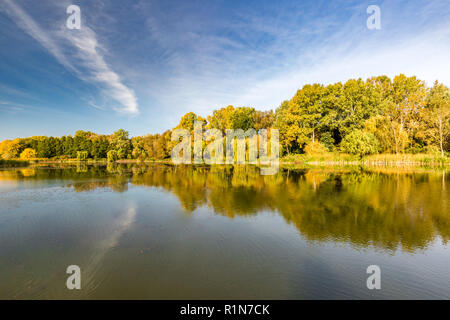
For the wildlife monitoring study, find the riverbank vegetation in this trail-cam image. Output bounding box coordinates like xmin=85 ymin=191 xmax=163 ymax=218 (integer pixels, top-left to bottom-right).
xmin=0 ymin=159 xmax=29 ymax=168
xmin=1 ymin=74 xmax=449 ymax=166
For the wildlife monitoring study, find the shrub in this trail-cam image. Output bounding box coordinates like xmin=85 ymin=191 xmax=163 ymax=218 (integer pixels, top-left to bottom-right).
xmin=319 ymin=132 xmax=335 ymax=151
xmin=424 ymin=145 xmax=441 ymax=156
xmin=341 ymin=130 xmax=380 ymax=157
xmin=304 ymin=141 xmax=329 ymax=155
xmin=405 ymin=144 xmax=424 ymax=154
xmin=76 ymin=151 xmax=88 ymax=161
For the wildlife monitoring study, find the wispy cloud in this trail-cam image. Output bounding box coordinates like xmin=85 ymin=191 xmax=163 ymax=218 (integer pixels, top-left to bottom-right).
xmin=0 ymin=83 xmax=43 ymax=102
xmin=1 ymin=0 xmax=449 ymax=136
xmin=0 ymin=101 xmax=24 ymax=114
xmin=0 ymin=0 xmax=138 ymax=114
xmin=131 ymin=0 xmax=450 ymax=120
xmin=61 ymin=26 xmax=138 ymax=114
xmin=87 ymin=100 xmax=106 ymax=111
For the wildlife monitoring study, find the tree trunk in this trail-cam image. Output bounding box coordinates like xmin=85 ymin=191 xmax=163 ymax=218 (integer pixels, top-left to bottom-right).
xmin=391 ymin=122 xmax=399 ymax=154
xmin=439 ymin=117 xmax=444 ymax=158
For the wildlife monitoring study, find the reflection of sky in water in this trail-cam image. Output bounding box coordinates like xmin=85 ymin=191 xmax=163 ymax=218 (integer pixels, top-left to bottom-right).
xmin=0 ymin=166 xmax=449 ymax=299
xmin=0 ymin=179 xmax=17 ymax=190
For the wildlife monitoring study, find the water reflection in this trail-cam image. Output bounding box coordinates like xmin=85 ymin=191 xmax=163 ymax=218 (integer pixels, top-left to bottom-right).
xmin=82 ymin=204 xmax=137 ymax=292
xmin=1 ymin=165 xmax=448 ymax=253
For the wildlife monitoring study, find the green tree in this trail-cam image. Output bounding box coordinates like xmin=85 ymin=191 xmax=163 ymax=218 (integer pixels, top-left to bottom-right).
xmin=91 ymin=135 xmax=109 ymax=159
xmin=230 ymin=107 xmax=256 ymax=131
xmin=275 ymin=84 xmax=326 ymax=154
xmin=421 ymin=81 xmax=450 ymax=157
xmin=382 ymin=75 xmax=427 ymax=153
xmin=336 ymin=79 xmax=379 ymax=138
xmin=319 ymin=132 xmax=335 ymax=151
xmin=107 ymin=150 xmax=118 ymax=162
xmin=77 ymin=151 xmax=88 ymax=161
xmin=291 ymin=84 xmax=325 ymax=145
xmin=132 ymin=136 xmax=147 ymax=160
xmin=110 ymin=129 xmax=132 ymax=159
xmin=341 ymin=130 xmax=380 ymax=157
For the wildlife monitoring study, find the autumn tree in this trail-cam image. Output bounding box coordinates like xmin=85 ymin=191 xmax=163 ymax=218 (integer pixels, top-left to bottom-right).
xmin=175 ymin=112 xmax=206 ymax=132
xmin=421 ymin=81 xmax=450 ymax=157
xmin=0 ymin=139 xmax=23 ymax=159
xmin=230 ymin=107 xmax=256 ymax=131
xmin=341 ymin=129 xmax=380 ymax=157
xmin=254 ymin=110 xmax=275 ymax=131
xmin=0 ymin=74 xmax=447 ymax=161
xmin=381 ymin=75 xmax=427 ymax=153
xmin=337 ymin=79 xmax=380 ymax=138
xmin=132 ymin=136 xmax=147 ymax=160
xmin=275 ymin=84 xmax=326 ymax=153
xmin=110 ymin=129 xmax=132 ymax=159
xmin=207 ymin=105 xmax=234 ymax=133
xmin=274 ymin=100 xmax=296 ymax=154
xmin=107 ymin=150 xmax=118 ymax=162
xmin=20 ymin=148 xmax=36 ymax=160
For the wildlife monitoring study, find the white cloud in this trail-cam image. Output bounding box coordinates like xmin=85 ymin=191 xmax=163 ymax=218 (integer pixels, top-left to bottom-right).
xmin=2 ymin=0 xmax=449 ymax=127
xmin=133 ymin=0 xmax=450 ymax=119
xmin=0 ymin=0 xmax=138 ymax=114
xmin=233 ymin=28 xmax=450 ymax=109
xmin=62 ymin=26 xmax=138 ymax=114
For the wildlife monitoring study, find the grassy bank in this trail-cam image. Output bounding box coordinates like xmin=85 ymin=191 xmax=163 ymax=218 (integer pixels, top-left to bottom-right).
xmin=0 ymin=159 xmax=30 ymax=168
xmin=281 ymin=153 xmax=449 ymax=167
xmin=1 ymin=153 xmax=449 ymax=168
xmin=363 ymin=153 xmax=449 ymax=166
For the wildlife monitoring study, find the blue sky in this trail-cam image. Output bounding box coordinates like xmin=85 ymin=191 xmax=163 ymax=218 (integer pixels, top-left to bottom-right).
xmin=0 ymin=0 xmax=449 ymax=140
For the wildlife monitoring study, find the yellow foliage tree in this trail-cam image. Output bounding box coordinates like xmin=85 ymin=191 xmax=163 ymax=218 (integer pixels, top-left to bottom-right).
xmin=20 ymin=148 xmax=36 ymax=160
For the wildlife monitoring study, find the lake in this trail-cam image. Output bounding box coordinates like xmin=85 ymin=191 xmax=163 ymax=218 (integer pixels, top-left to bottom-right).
xmin=0 ymin=164 xmax=449 ymax=299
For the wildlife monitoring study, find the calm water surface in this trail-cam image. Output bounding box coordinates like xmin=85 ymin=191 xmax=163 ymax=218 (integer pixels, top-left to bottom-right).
xmin=0 ymin=164 xmax=449 ymax=299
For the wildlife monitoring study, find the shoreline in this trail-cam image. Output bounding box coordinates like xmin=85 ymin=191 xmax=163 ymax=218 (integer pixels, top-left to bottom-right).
xmin=1 ymin=157 xmax=449 ymax=169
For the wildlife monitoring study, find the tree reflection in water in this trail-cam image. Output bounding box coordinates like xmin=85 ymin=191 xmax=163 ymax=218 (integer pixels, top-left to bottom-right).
xmin=1 ymin=164 xmax=449 ymax=252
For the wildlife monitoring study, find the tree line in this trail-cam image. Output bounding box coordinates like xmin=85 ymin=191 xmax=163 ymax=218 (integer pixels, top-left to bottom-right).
xmin=0 ymin=74 xmax=449 ymax=161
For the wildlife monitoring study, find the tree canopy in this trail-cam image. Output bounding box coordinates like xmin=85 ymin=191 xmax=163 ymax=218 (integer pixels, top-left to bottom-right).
xmin=1 ymin=74 xmax=448 ymax=161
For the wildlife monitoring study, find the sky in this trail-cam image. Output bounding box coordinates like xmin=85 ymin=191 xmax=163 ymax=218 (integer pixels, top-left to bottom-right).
xmin=0 ymin=0 xmax=449 ymax=140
